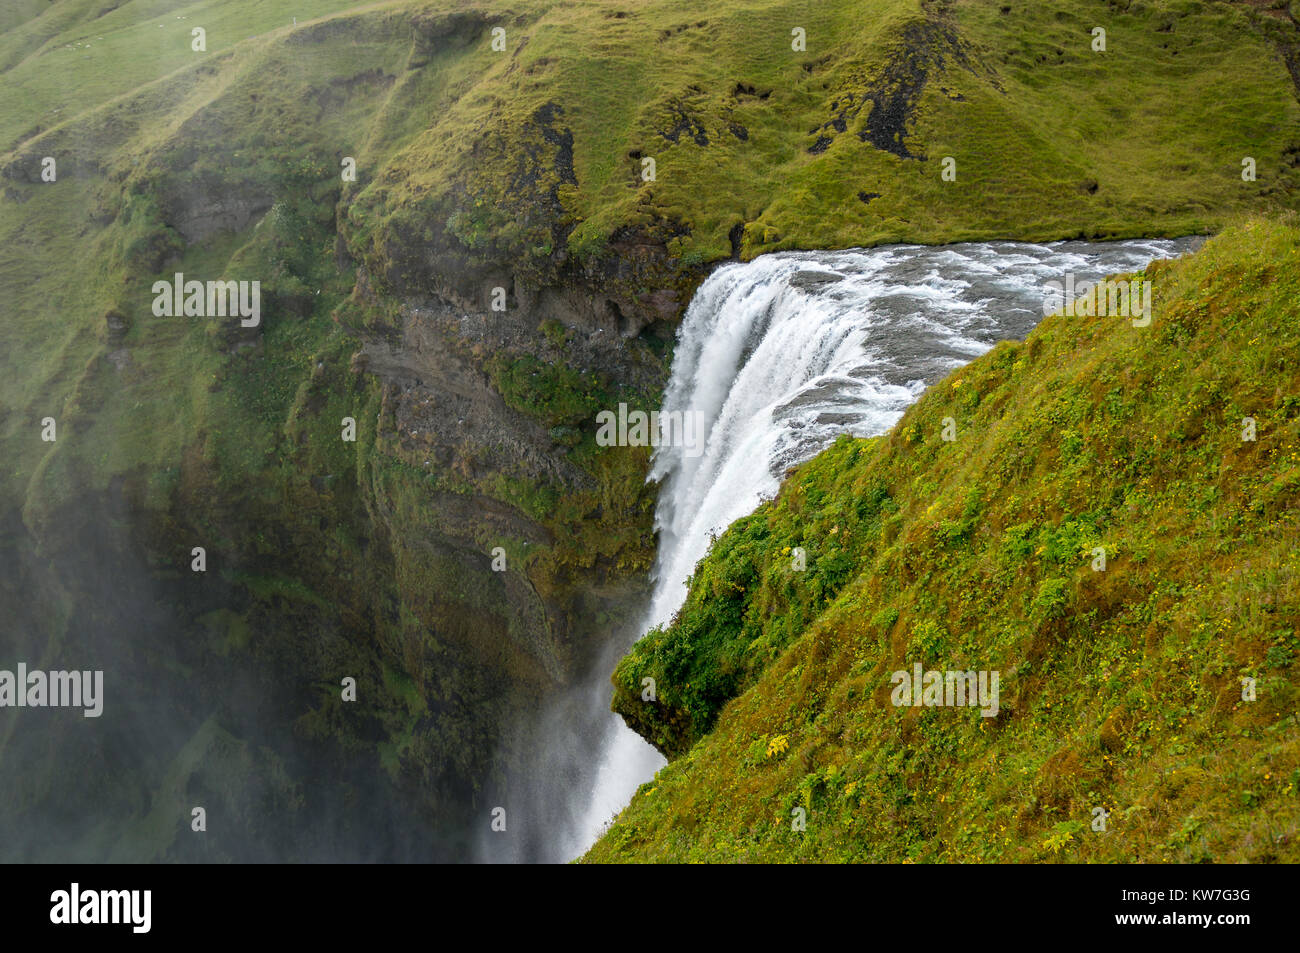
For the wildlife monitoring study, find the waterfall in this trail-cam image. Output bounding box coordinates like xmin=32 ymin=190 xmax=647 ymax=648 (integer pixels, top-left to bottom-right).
xmin=642 ymin=237 xmax=1200 ymax=637
xmin=490 ymin=236 xmax=1201 ymax=862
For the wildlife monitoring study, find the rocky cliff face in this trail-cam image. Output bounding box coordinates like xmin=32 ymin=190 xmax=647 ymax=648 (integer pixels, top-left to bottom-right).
xmin=0 ymin=7 xmax=682 ymax=860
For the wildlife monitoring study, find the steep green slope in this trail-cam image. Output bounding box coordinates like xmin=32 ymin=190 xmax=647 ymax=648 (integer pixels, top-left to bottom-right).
xmin=0 ymin=0 xmax=366 ymax=147
xmin=587 ymin=218 xmax=1300 ymax=863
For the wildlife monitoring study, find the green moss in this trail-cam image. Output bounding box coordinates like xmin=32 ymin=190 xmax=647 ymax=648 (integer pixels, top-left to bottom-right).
xmin=487 ymin=354 xmax=612 ymax=429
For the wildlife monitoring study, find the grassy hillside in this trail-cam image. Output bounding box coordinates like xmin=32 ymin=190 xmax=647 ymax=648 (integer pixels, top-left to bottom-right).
xmin=346 ymin=0 xmax=1300 ymax=300
xmin=587 ymin=217 xmax=1300 ymax=862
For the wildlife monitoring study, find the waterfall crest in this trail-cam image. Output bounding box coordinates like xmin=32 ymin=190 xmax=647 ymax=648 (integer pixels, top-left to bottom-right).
xmin=641 ymin=237 xmax=1197 ymax=634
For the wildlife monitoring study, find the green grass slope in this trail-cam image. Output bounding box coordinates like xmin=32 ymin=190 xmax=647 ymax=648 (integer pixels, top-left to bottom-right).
xmin=588 ymin=217 xmax=1300 ymax=863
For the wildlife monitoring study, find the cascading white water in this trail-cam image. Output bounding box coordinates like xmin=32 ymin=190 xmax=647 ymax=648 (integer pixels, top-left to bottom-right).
xmin=563 ymin=235 xmax=1200 ymax=858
